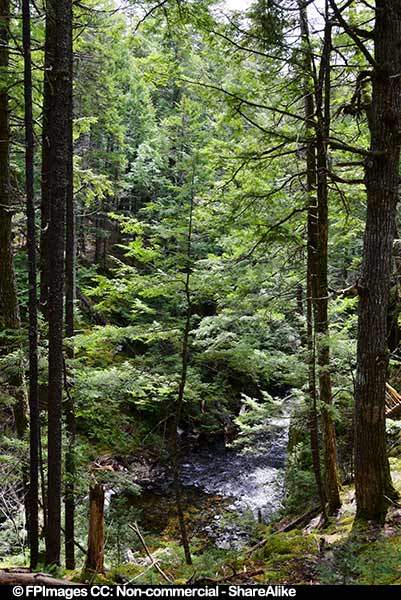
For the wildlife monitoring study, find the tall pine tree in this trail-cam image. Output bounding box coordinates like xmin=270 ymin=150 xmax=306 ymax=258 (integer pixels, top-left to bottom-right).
xmin=44 ymin=0 xmax=73 ymax=565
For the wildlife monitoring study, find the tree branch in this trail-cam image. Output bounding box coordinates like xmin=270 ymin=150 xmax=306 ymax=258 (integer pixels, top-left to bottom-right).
xmin=328 ymin=0 xmax=377 ymax=68
xmin=178 ymin=78 xmax=309 ymax=125
xmin=237 ymin=206 xmax=308 ymax=262
xmin=128 ymin=523 xmax=173 ymax=584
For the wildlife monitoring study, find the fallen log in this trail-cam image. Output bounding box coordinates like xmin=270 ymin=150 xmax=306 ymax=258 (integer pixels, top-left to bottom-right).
xmin=274 ymin=505 xmax=321 ymax=534
xmin=0 ymin=570 xmax=77 ymax=586
xmin=246 ymin=505 xmax=321 ymax=554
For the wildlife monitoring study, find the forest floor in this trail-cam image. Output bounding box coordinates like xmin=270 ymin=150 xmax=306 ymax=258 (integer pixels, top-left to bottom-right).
xmin=2 ymin=460 xmax=401 ymax=585
xmin=247 ymin=456 xmax=401 ymax=585
xmin=74 ymin=456 xmax=401 ymax=586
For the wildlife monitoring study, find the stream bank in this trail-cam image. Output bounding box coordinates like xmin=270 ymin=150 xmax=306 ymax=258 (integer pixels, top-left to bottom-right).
xmin=123 ymin=412 xmax=290 ymax=550
xmin=105 ymin=457 xmax=401 ymax=586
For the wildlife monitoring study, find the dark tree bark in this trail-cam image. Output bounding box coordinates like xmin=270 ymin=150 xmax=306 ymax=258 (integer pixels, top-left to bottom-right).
xmin=84 ymin=483 xmax=105 ymax=576
xmin=44 ymin=0 xmax=73 ymax=566
xmin=299 ymin=0 xmax=327 ymax=519
xmin=38 ymin=0 xmax=57 ymax=547
xmin=22 ymin=0 xmax=39 ymax=570
xmin=314 ymin=13 xmax=341 ymax=514
xmin=354 ymin=0 xmax=401 ymax=523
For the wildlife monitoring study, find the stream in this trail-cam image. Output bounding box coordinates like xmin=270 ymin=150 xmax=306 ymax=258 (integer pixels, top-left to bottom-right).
xmin=126 ymin=413 xmax=290 ymax=550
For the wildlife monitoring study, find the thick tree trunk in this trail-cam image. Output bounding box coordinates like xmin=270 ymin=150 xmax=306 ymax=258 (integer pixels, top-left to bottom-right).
xmin=314 ymin=14 xmax=341 ymax=513
xmin=44 ymin=0 xmax=73 ymax=565
xmin=354 ymin=0 xmax=401 ymax=523
xmin=22 ymin=0 xmax=39 ymax=570
xmin=84 ymin=483 xmax=105 ymax=575
xmin=38 ymin=0 xmax=56 ymax=547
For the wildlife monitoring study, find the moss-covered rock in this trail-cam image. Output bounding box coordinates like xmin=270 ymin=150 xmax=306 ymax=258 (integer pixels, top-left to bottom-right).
xmin=262 ymin=529 xmax=317 ymax=559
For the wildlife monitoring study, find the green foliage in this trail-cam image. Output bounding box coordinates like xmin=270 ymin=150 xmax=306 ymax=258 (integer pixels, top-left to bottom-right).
xmin=2 ymin=0 xmax=400 ymax=581
xmin=284 ymin=441 xmax=318 ymax=513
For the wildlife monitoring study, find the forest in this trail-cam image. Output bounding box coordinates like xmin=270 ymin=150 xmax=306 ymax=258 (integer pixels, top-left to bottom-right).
xmin=0 ymin=0 xmax=401 ymax=588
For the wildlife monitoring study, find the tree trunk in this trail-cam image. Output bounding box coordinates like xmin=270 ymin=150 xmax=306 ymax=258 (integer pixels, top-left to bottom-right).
xmin=44 ymin=0 xmax=73 ymax=566
xmin=22 ymin=0 xmax=39 ymax=570
xmin=354 ymin=0 xmax=401 ymax=523
xmin=171 ymin=293 xmax=193 ymax=566
xmin=169 ymin=175 xmax=195 ymax=567
xmin=84 ymin=483 xmax=105 ymax=575
xmin=314 ymin=12 xmax=341 ymax=513
xmin=299 ymin=0 xmax=327 ymax=519
xmin=0 ymin=0 xmax=29 ymax=534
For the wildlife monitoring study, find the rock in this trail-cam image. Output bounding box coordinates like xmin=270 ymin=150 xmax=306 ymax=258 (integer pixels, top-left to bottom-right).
xmin=304 ymin=515 xmax=322 ymax=533
xmin=123 ymin=549 xmax=136 ymax=564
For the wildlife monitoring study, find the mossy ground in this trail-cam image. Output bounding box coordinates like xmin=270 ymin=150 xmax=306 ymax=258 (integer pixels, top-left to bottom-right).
xmin=96 ymin=457 xmax=401 ymax=585
xmin=3 ymin=460 xmax=401 ymax=585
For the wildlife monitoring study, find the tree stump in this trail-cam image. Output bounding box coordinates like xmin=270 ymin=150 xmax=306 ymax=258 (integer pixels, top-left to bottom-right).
xmin=83 ymin=483 xmax=105 ymax=576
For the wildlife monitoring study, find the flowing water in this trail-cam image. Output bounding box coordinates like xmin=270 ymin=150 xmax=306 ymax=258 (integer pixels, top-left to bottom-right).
xmin=180 ymin=414 xmax=290 ymax=548
xmin=126 ymin=413 xmax=290 ymax=549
